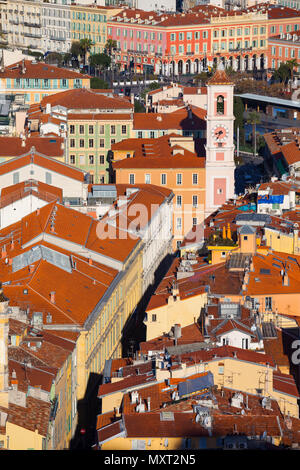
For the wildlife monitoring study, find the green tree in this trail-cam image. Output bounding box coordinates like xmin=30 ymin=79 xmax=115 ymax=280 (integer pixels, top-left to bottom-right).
xmin=90 ymin=77 xmax=109 ymax=89
xmin=45 ymin=52 xmax=63 ymax=65
xmin=89 ymin=53 xmax=111 ymax=76
xmin=234 ymin=96 xmax=245 ymax=147
xmin=272 ymin=62 xmax=291 ymax=84
xmin=62 ymin=53 xmax=72 ymax=67
xmin=134 ymin=100 xmax=145 ymax=113
xmin=286 ymin=58 xmax=298 ymax=83
xmin=79 ymin=38 xmax=93 ymax=66
xmin=246 ymin=110 xmax=261 ymax=155
xmin=70 ymin=41 xmax=81 ymax=60
xmin=105 ymin=39 xmax=117 ymax=57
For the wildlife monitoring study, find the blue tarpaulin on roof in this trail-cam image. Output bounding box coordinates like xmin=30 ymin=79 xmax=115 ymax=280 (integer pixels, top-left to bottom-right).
xmin=237 ymin=203 xmax=256 ymax=211
xmin=178 ymin=372 xmax=214 ymax=398
xmin=257 ymin=195 xmax=284 ymax=204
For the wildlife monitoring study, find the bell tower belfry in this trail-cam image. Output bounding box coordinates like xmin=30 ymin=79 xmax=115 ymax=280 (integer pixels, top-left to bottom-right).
xmin=205 ymin=63 xmax=235 ymax=216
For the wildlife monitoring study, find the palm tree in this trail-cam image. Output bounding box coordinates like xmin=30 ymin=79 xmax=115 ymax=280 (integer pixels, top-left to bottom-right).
xmin=247 ymin=111 xmax=261 ymax=156
xmin=286 ymin=59 xmax=298 ymax=83
xmin=105 ymin=39 xmax=117 ymax=57
xmin=79 ymin=38 xmax=93 ymax=66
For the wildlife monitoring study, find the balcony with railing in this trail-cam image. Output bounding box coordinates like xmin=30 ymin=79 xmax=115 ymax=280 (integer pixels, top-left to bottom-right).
xmin=24 ymin=32 xmax=42 ymax=38
xmin=24 ymin=22 xmax=41 ymax=28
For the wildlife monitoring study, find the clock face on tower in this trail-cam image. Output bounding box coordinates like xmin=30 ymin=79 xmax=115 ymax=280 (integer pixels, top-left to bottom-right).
xmin=211 ymin=125 xmax=229 ymax=142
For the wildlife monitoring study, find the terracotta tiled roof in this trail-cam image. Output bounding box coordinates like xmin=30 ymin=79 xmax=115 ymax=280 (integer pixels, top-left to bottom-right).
xmin=139 ymin=322 xmax=205 ymax=354
xmin=9 ymin=318 xmax=27 ymax=337
xmin=0 ymin=136 xmax=64 ymax=158
xmin=8 ymin=358 xmax=55 ymax=394
xmin=97 ymin=420 xmax=124 ymax=444
xmin=208 ymin=68 xmax=234 ymax=86
xmin=174 ymin=345 xmax=275 ymax=368
xmin=273 ymin=371 xmax=300 ymax=398
xmin=246 ymin=4 xmax=300 ymax=19
xmin=133 ymin=106 xmax=206 ymax=130
xmin=0 ymin=60 xmax=90 ymax=80
xmin=40 ymin=88 xmax=133 ymax=111
xmin=112 ymin=134 xmax=205 ymax=170
xmin=0 ymin=396 xmax=51 ymax=437
xmin=0 ymin=180 xmax=62 ymax=209
xmin=98 ymin=372 xmax=156 ymax=397
xmin=245 ymin=250 xmax=300 ymax=296
xmin=282 ymin=142 xmax=300 ymax=166
xmin=258 ymin=181 xmax=296 ymax=195
xmin=209 ymin=318 xmax=256 ymax=338
xmin=0 ymin=152 xmax=85 ymax=181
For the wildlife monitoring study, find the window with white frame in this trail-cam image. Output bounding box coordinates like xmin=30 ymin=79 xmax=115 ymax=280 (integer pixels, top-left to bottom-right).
xmin=129 ymin=173 xmax=135 ymax=184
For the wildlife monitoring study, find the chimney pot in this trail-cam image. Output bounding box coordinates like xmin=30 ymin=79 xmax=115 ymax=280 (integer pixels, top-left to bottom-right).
xmin=50 ymin=291 xmax=56 ymax=304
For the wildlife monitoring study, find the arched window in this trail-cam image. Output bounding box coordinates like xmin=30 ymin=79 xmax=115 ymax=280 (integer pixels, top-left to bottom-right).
xmin=217 ymin=95 xmax=224 ymax=115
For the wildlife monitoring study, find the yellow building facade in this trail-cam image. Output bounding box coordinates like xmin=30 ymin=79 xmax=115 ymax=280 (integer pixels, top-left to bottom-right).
xmin=76 ymin=241 xmax=143 ymax=400
xmin=145 ymin=289 xmax=207 ymax=342
xmin=71 ymin=4 xmax=123 ymax=55
xmin=264 ymin=227 xmax=300 ymax=255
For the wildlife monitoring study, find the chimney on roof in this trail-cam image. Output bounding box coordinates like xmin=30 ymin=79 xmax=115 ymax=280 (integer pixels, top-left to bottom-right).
xmin=11 ymin=378 xmax=18 ymax=391
xmin=50 ymin=291 xmax=56 ymax=304
xmin=1 ymin=246 xmax=7 ymax=259
xmin=21 ymin=59 xmax=26 ymax=74
xmin=46 ymin=103 xmax=51 ymax=115
xmin=36 ymin=208 xmax=40 ymax=216
xmin=89 ymin=258 xmax=93 ymax=266
xmin=29 ymin=264 xmax=35 ymax=274
xmin=131 ymin=390 xmax=139 ymax=404
xmin=283 ymin=271 xmax=289 ymax=286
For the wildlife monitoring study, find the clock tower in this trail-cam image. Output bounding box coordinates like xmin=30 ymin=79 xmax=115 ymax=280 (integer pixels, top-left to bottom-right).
xmin=205 ymin=63 xmax=235 ymax=216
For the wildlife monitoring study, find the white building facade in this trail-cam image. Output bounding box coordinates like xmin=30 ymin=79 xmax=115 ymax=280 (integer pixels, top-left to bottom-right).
xmin=41 ymin=0 xmax=72 ymax=54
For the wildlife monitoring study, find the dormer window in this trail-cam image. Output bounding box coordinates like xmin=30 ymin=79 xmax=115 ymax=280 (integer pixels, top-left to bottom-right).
xmin=217 ymin=95 xmax=224 ymax=115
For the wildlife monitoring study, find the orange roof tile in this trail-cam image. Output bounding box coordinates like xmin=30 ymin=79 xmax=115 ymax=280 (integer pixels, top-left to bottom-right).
xmin=40 ymin=88 xmax=133 ymax=111
xmin=0 ymin=60 xmax=91 ymax=80
xmin=0 ymin=152 xmax=85 ymax=181
xmin=0 ymin=180 xmax=62 ymax=209
xmin=0 ymin=136 xmax=64 ymax=158
xmin=133 ymin=106 xmax=206 ymax=130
